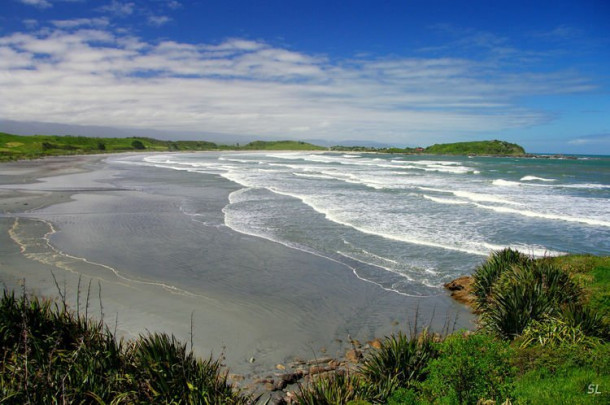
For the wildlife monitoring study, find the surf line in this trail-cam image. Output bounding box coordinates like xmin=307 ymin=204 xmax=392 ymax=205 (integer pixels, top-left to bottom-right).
xmin=221 ymin=189 xmax=442 ymax=298
xmin=8 ymin=216 xmax=212 ymax=300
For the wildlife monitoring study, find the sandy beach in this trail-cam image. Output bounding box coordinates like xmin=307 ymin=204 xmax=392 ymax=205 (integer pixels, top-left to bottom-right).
xmin=0 ymin=154 xmax=474 ymax=381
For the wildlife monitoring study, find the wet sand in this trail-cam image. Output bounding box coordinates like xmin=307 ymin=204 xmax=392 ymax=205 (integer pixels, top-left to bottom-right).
xmin=0 ymin=154 xmax=474 ymax=379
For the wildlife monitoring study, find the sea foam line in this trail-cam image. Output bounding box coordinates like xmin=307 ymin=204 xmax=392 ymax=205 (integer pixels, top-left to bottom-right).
xmin=222 ymin=189 xmax=441 ymax=297
xmin=473 ymin=202 xmax=610 ymax=228
xmin=8 ymin=216 xmax=211 ymax=300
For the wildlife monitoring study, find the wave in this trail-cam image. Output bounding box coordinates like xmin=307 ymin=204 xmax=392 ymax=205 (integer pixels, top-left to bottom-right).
xmin=419 ymin=187 xmax=522 ymax=206
xmin=423 ymin=195 xmax=469 ymax=205
xmin=292 ymin=172 xmax=337 ymax=180
xmin=521 ymin=175 xmax=556 ymax=182
xmin=473 ymin=202 xmax=610 ymax=228
xmin=222 ymin=199 xmax=434 ymax=297
xmin=493 ymin=178 xmax=609 ymax=191
xmin=559 ymin=183 xmax=610 ymax=190
xmin=492 ymin=179 xmax=522 ymax=187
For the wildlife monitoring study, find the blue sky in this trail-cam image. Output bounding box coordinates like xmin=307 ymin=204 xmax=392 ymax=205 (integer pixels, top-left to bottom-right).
xmin=1 ymin=0 xmax=609 ymax=153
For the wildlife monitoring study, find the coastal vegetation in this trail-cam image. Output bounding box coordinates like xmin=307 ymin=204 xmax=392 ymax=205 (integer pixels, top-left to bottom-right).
xmin=0 ymin=289 xmax=248 ymax=404
xmin=331 ymin=140 xmax=526 ymax=156
xmin=0 ymin=132 xmax=325 ymax=161
xmin=238 ymin=140 xmax=326 ymax=151
xmin=1 ymin=251 xmax=607 ymax=404
xmin=424 ymin=140 xmax=525 ymax=156
xmin=1 ymin=132 xmax=527 ymax=162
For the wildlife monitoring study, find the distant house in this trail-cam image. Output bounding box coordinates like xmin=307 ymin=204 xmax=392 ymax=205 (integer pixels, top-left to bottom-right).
xmin=415 ymin=147 xmax=425 ymax=152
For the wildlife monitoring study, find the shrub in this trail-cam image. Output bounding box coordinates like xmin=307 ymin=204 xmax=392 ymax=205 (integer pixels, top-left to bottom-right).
xmin=472 ymin=248 xmax=531 ymax=311
xmin=0 ymin=291 xmax=247 ymax=404
xmin=519 ymin=317 xmax=602 ymax=349
xmin=294 ymin=372 xmax=376 ymax=405
xmin=561 ymin=303 xmax=609 ymax=340
xmin=130 ymin=332 xmax=243 ymax=404
xmin=360 ymin=330 xmax=438 ymax=399
xmin=131 ymin=140 xmax=146 ymax=149
xmin=387 ymin=387 xmax=420 ymax=404
xmin=420 ymin=333 xmax=515 ymax=405
xmin=481 ymin=261 xmax=583 ymax=340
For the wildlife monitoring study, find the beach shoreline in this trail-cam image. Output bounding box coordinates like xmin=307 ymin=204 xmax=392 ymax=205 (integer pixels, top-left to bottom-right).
xmin=0 ymin=154 xmax=474 ymax=388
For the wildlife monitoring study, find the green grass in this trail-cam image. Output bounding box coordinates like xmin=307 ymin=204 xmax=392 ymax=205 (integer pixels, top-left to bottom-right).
xmin=542 ymin=255 xmax=610 ymax=318
xmin=424 ymin=140 xmax=525 ymax=156
xmin=511 ymin=343 xmax=610 ymax=404
xmin=0 ymin=290 xmax=248 ymax=404
xmin=239 ymin=140 xmax=326 ymax=150
xmin=2 ymin=251 xmax=607 ymax=404
xmin=295 ymin=252 xmax=609 ymax=405
xmin=0 ymin=133 xmax=328 ymax=161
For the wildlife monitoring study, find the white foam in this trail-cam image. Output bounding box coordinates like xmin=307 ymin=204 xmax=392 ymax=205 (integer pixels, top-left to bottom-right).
xmin=423 ymin=195 xmax=469 ymax=205
xmin=493 ymin=179 xmax=522 ymax=187
xmin=521 ymin=175 xmax=556 ymax=182
xmin=560 ymin=183 xmax=610 ymax=190
xmin=293 ymin=172 xmax=338 ymax=180
xmin=453 ymin=190 xmax=524 ymax=206
xmin=262 ymin=187 xmax=494 ymax=256
xmin=474 ymin=202 xmax=610 ymax=228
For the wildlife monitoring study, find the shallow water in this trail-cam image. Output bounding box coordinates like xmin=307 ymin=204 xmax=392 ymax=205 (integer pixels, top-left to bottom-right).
xmin=113 ymin=152 xmax=610 ymax=297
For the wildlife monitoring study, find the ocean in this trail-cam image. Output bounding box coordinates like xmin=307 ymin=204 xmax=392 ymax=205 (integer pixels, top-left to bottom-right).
xmin=116 ymin=151 xmax=610 ymax=298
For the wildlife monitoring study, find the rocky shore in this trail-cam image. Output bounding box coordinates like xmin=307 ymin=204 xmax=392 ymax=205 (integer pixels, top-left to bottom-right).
xmin=232 ymin=337 xmax=384 ymax=404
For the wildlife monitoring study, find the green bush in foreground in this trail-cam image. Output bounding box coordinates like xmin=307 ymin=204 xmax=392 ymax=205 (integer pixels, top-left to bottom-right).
xmin=295 ymin=372 xmax=378 ymax=405
xmin=0 ymin=291 xmax=247 ymax=404
xmin=480 ymin=259 xmax=585 ymax=340
xmin=359 ymin=330 xmax=438 ymax=398
xmin=419 ymin=333 xmax=515 ymax=405
xmin=472 ymin=248 xmax=532 ymax=312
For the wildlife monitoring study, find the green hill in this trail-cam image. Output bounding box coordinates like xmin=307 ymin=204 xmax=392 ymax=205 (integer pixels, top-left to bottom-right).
xmin=424 ymin=140 xmax=525 ymax=156
xmin=0 ymin=133 xmax=328 ymax=161
xmin=0 ymin=132 xmax=219 ymax=161
xmin=240 ymin=140 xmax=326 ymax=151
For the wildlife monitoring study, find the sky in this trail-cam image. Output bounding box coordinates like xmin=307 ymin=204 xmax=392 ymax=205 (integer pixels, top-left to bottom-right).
xmin=0 ymin=0 xmax=609 ymax=154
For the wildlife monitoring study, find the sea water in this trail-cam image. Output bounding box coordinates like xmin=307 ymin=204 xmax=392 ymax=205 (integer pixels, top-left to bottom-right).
xmin=118 ymin=152 xmax=610 ymax=297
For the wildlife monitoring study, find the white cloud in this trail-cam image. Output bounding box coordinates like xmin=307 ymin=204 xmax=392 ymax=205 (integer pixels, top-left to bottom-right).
xmin=148 ymin=15 xmax=171 ymax=27
xmin=52 ymin=18 xmax=110 ymax=29
xmin=0 ymin=27 xmax=595 ymax=143
xmin=167 ymin=1 xmax=181 ymax=10
xmin=23 ymin=19 xmax=39 ymax=29
xmin=19 ymin=0 xmax=52 ymax=8
xmin=568 ymin=134 xmax=610 ymax=145
xmin=99 ymin=0 xmax=135 ymax=17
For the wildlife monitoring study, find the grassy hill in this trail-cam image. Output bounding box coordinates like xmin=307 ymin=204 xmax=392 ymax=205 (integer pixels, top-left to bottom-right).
xmin=0 ymin=133 xmax=328 ymax=161
xmin=1 ymin=133 xmax=527 ymax=161
xmin=0 ymin=132 xmax=219 ymax=161
xmin=240 ymin=140 xmax=326 ymax=151
xmin=425 ymin=139 xmax=526 ymax=156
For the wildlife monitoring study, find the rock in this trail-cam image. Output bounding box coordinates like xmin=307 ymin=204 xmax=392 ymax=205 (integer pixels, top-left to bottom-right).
xmin=444 ymin=276 xmax=477 ymax=310
xmin=274 ymin=379 xmax=288 ymax=391
xmin=264 ymin=382 xmax=276 ymax=391
xmin=328 ymin=360 xmax=339 ymax=369
xmin=269 ymin=392 xmax=287 ymax=405
xmin=345 ymin=349 xmax=363 ymax=363
xmin=248 ymin=357 xmax=256 ymax=363
xmin=368 ymin=338 xmax=383 ymax=349
xmin=276 ymin=363 xmax=286 ymax=370
xmin=280 ymin=372 xmax=301 ymax=385
xmin=309 ymin=365 xmax=325 ymax=375
xmin=228 ymin=373 xmax=245 ymax=382
xmin=307 ymin=356 xmax=333 ymax=365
